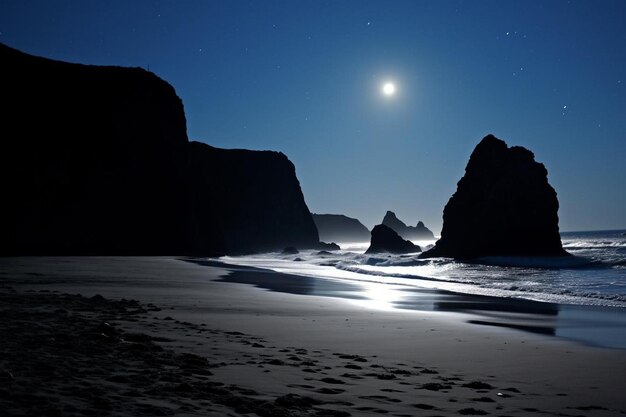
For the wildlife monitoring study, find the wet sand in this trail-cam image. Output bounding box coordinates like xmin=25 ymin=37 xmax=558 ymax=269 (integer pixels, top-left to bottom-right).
xmin=1 ymin=256 xmax=625 ymax=416
xmin=202 ymin=258 xmax=626 ymax=349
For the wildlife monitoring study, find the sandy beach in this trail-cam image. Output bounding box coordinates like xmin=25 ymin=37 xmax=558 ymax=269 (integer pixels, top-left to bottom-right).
xmin=1 ymin=256 xmax=625 ymax=416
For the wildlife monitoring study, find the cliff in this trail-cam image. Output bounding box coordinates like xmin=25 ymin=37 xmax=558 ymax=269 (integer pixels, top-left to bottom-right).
xmin=1 ymin=43 xmax=189 ymax=254
xmin=381 ymin=211 xmax=435 ymax=240
xmin=312 ymin=214 xmax=371 ymax=242
xmin=0 ymin=43 xmax=318 ymax=255
xmin=188 ymin=142 xmax=319 ymax=254
xmin=365 ymin=224 xmax=421 ymax=254
xmin=421 ymin=135 xmax=568 ymax=259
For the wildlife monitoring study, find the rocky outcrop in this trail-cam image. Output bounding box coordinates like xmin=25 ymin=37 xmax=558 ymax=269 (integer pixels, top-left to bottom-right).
xmin=188 ymin=142 xmax=319 ymax=254
xmin=382 ymin=211 xmax=435 ymax=240
xmin=421 ymin=135 xmax=568 ymax=259
xmin=316 ymin=242 xmax=341 ymax=251
xmin=365 ymin=225 xmax=421 ymax=254
xmin=0 ymin=42 xmax=319 ymax=255
xmin=281 ymin=247 xmax=300 ymax=255
xmin=312 ymin=214 xmax=371 ymax=242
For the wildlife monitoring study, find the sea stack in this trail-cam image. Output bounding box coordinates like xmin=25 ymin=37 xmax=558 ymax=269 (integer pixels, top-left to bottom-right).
xmin=366 ymin=224 xmax=421 ymax=254
xmin=421 ymin=134 xmax=568 ymax=259
xmin=381 ymin=211 xmax=435 ymax=240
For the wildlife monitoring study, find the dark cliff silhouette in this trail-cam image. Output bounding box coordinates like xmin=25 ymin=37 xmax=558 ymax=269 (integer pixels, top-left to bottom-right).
xmin=365 ymin=224 xmax=421 ymax=254
xmin=421 ymin=135 xmax=568 ymax=259
xmin=312 ymin=214 xmax=371 ymax=242
xmin=381 ymin=211 xmax=435 ymax=240
xmin=0 ymin=43 xmax=319 ymax=255
xmin=1 ymin=43 xmax=189 ymax=254
xmin=188 ymin=142 xmax=319 ymax=254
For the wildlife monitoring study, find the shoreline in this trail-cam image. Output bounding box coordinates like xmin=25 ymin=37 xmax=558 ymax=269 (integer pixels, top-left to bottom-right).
xmin=198 ymin=257 xmax=626 ymax=350
xmin=219 ymin=246 xmax=626 ymax=310
xmin=2 ymin=256 xmax=626 ymax=416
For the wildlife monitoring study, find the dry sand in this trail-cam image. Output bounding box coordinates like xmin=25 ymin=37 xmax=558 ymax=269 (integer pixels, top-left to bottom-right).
xmin=1 ymin=256 xmax=625 ymax=417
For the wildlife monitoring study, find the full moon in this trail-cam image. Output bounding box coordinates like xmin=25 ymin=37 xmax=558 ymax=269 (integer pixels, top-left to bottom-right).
xmin=382 ymin=82 xmax=396 ymax=96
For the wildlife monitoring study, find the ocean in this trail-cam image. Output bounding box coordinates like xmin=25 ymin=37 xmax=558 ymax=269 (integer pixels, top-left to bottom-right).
xmin=218 ymin=229 xmax=626 ymax=348
xmin=222 ymin=229 xmax=626 ymax=309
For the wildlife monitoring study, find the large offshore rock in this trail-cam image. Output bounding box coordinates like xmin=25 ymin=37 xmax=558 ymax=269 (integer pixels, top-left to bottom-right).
xmin=365 ymin=224 xmax=421 ymax=254
xmin=421 ymin=135 xmax=568 ymax=259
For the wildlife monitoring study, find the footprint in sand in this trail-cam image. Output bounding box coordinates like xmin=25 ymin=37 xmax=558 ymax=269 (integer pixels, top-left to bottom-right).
xmin=341 ymin=373 xmax=364 ymax=380
xmin=287 ymin=384 xmax=315 ymax=389
xmin=353 ymin=406 xmax=390 ymax=414
xmin=419 ymin=382 xmax=453 ymax=391
xmin=462 ymin=381 xmax=493 ymax=390
xmin=334 ymin=353 xmax=368 ymax=362
xmin=320 ymin=377 xmax=345 ymax=385
xmin=413 ymin=403 xmax=437 ymax=410
xmin=358 ymin=395 xmax=402 ymax=404
xmin=316 ymin=387 xmax=345 ymax=395
xmin=471 ymin=396 xmax=495 ymax=403
xmin=458 ymin=408 xmax=489 ymax=415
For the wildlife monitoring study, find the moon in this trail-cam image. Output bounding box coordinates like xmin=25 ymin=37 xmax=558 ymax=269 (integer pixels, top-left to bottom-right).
xmin=382 ymin=82 xmax=396 ymax=96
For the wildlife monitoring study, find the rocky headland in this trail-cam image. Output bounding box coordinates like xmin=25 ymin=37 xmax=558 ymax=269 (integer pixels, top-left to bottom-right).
xmin=1 ymin=43 xmax=319 ymax=255
xmin=312 ymin=214 xmax=371 ymax=243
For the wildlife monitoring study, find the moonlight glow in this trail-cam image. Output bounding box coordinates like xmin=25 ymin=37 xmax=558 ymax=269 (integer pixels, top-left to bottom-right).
xmin=382 ymin=82 xmax=396 ymax=96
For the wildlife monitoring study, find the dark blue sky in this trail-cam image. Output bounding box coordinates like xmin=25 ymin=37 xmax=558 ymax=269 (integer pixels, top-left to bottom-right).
xmin=2 ymin=0 xmax=624 ymax=232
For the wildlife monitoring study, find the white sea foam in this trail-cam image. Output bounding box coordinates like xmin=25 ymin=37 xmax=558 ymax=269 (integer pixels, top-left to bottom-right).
xmin=221 ymin=230 xmax=626 ymax=308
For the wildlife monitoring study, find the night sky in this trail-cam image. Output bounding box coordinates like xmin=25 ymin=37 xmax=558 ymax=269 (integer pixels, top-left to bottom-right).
xmin=1 ymin=0 xmax=625 ymax=233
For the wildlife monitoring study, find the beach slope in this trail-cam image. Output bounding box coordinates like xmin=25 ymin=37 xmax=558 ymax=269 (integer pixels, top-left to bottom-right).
xmin=1 ymin=256 xmax=624 ymax=416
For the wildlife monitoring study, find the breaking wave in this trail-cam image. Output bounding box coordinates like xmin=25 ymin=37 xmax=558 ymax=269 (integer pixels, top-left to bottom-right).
xmin=222 ymin=230 xmax=626 ymax=308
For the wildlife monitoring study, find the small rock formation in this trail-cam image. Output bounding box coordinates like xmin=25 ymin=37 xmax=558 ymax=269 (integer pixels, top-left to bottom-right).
xmin=316 ymin=242 xmax=341 ymax=251
xmin=382 ymin=211 xmax=435 ymax=240
xmin=312 ymin=214 xmax=371 ymax=242
xmin=365 ymin=225 xmax=421 ymax=254
xmin=281 ymin=247 xmax=299 ymax=255
xmin=421 ymin=134 xmax=568 ymax=258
